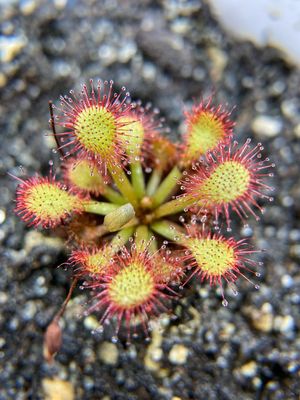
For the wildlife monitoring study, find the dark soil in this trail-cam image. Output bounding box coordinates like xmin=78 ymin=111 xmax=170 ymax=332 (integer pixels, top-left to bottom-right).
xmin=0 ymin=1 xmax=299 ymax=399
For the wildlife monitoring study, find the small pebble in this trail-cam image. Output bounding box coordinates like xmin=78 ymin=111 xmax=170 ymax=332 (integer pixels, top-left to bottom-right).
xmin=281 ymin=274 xmax=294 ymax=288
xmin=20 ymin=0 xmax=37 ymax=15
xmin=0 ymin=338 xmax=6 ymax=348
xmin=98 ymin=45 xmax=117 ymax=66
xmin=265 ymin=380 xmax=280 ymax=391
xmin=144 ymin=327 xmax=163 ymax=371
xmin=98 ymin=342 xmax=119 ymax=366
xmin=290 ymin=229 xmax=300 ymax=242
xmin=274 ymin=315 xmax=295 ymax=334
xmin=83 ymin=316 xmax=99 ymax=331
xmin=118 ymin=41 xmax=137 ymax=63
xmin=281 ymin=99 xmax=299 ymax=121
xmin=42 ymin=378 xmax=74 ymax=400
xmin=252 ymin=115 xmax=283 ymax=138
xmin=150 ymin=347 xmax=163 ymax=362
xmin=219 ymin=323 xmax=235 ymax=340
xmin=294 ymin=124 xmax=300 ymax=138
xmin=0 ymin=35 xmax=27 ymax=63
xmin=168 ymin=344 xmax=189 ymax=365
xmin=53 ymin=0 xmax=67 ymax=9
xmin=171 ymin=18 xmax=191 ymax=35
xmin=252 ymin=377 xmax=262 ymax=389
xmin=24 ymin=231 xmax=64 ymax=252
xmin=142 ymin=62 xmax=156 ymax=81
xmin=207 ymin=47 xmax=228 ymax=81
xmin=22 ymin=301 xmax=37 ymax=320
xmin=0 ymin=292 xmax=8 ymax=305
xmin=239 ymin=361 xmax=258 ymax=378
xmin=249 ymin=303 xmax=274 ymax=332
xmin=0 ymin=72 xmax=7 ymax=88
xmin=290 ymin=244 xmax=300 ymax=259
xmin=269 ymin=80 xmax=285 ymax=95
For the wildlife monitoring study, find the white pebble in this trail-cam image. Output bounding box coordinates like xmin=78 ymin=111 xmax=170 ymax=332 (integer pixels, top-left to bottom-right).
xmin=252 ymin=115 xmax=282 ymax=138
xmin=168 ymin=344 xmax=189 ymax=365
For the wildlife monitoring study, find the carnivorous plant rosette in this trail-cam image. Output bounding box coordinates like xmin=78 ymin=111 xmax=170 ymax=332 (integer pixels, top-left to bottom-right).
xmin=12 ymin=79 xmax=274 ymax=358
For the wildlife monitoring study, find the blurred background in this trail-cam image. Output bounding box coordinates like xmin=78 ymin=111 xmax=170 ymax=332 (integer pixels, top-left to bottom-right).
xmin=0 ymin=0 xmax=299 ymax=399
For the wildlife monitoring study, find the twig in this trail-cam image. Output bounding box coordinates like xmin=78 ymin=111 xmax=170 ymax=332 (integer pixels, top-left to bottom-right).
xmin=49 ymin=100 xmax=64 ymax=157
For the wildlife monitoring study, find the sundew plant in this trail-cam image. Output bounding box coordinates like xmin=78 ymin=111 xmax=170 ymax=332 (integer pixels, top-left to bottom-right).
xmin=13 ymin=80 xmax=274 ymax=359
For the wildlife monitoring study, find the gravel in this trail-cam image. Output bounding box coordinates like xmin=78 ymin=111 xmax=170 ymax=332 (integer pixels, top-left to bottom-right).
xmin=0 ymin=0 xmax=299 ymax=399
